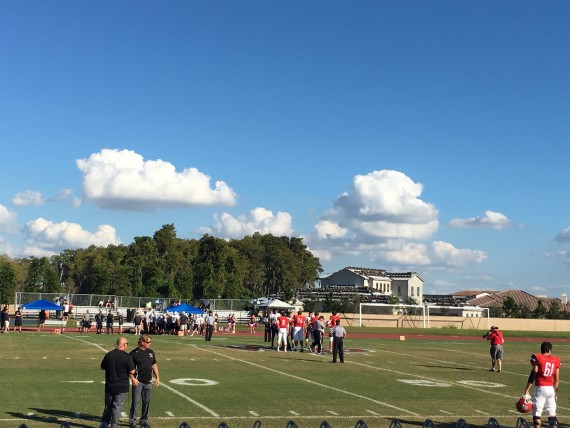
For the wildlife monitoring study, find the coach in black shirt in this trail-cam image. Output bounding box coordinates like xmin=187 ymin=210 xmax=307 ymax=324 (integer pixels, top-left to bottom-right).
xmin=101 ymin=337 xmax=137 ymax=428
xmin=129 ymin=334 xmax=160 ymax=428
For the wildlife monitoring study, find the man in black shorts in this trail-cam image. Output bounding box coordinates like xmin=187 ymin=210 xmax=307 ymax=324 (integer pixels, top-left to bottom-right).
xmin=129 ymin=334 xmax=160 ymax=428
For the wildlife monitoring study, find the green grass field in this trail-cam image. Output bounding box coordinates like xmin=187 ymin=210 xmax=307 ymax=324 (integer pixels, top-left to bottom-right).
xmin=1 ymin=328 xmax=569 ymax=428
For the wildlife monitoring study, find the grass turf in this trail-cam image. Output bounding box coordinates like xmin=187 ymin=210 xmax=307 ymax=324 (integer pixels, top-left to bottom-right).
xmin=1 ymin=327 xmax=569 ymax=428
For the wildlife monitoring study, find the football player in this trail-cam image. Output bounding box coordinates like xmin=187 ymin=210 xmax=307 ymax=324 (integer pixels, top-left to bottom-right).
xmin=523 ymin=341 xmax=560 ymax=428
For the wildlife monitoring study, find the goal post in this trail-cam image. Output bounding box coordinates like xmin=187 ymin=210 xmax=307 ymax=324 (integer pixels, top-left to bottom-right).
xmin=359 ymin=303 xmax=426 ymax=328
xmin=359 ymin=302 xmax=490 ymax=329
xmin=425 ymin=305 xmax=490 ymax=329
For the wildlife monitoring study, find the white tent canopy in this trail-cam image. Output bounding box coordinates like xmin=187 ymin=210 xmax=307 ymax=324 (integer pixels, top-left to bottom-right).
xmin=266 ymin=299 xmax=295 ymax=310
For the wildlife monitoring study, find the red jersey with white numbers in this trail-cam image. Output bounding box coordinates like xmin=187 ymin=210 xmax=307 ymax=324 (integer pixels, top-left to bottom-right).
xmin=530 ymin=353 xmax=561 ymax=387
xmin=277 ymin=316 xmax=290 ymax=329
xmin=293 ymin=315 xmax=306 ymax=328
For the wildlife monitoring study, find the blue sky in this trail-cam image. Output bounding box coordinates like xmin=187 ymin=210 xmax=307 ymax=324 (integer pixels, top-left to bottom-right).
xmin=1 ymin=2 xmax=569 ymax=297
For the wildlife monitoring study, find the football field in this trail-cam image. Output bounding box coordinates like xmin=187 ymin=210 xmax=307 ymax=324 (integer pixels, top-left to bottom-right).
xmin=1 ymin=329 xmax=569 ymax=428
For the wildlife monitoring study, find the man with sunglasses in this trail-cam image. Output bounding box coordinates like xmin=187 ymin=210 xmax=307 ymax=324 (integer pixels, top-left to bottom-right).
xmin=101 ymin=336 xmax=136 ymax=428
xmin=129 ymin=334 xmax=160 ymax=428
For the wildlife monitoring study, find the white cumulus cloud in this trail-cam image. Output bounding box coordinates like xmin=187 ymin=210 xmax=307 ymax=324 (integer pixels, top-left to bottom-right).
xmin=555 ymin=226 xmax=570 ymax=243
xmin=315 ymin=220 xmax=348 ymax=239
xmin=76 ymin=149 xmax=237 ymax=210
xmin=0 ymin=204 xmax=18 ymax=233
xmin=429 ymin=241 xmax=488 ymax=266
xmin=204 ymin=207 xmax=293 ymax=238
xmin=23 ymin=218 xmax=121 ymax=256
xmin=319 ymin=170 xmax=438 ymax=240
xmin=12 ymin=190 xmax=46 ymax=206
xmin=449 ymin=210 xmax=511 ymax=230
xmin=0 ymin=236 xmax=19 ymax=257
xmin=545 ymin=250 xmax=570 ymax=266
xmin=379 ymin=241 xmax=486 ymax=266
xmin=308 ymin=170 xmax=488 ymax=270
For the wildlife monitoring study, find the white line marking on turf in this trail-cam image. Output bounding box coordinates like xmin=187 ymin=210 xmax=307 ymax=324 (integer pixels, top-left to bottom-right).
xmin=60 ymin=334 xmax=220 ymax=417
xmin=475 ymin=410 xmax=489 ymax=415
xmin=193 ymin=345 xmax=420 ymax=416
xmin=439 ymin=410 xmax=452 ymax=415
xmin=249 ymin=411 xmax=259 ymax=417
xmin=328 ymin=411 xmax=339 ymax=416
xmin=166 ymin=411 xmax=174 ymax=416
xmin=289 ymin=411 xmax=300 ymax=416
xmin=348 ymin=351 xmax=517 ymax=400
xmin=366 ymin=410 xmax=379 ymax=415
xmin=61 ymin=380 xmax=94 ymax=383
xmin=161 ymin=383 xmax=220 ymax=417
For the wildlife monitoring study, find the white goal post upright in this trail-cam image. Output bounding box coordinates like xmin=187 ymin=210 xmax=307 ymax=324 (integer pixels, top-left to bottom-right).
xmin=359 ymin=303 xmax=426 ymax=328
xmin=424 ymin=305 xmax=490 ymax=329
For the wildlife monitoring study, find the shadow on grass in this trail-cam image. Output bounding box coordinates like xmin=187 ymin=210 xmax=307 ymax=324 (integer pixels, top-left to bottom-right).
xmin=397 ymin=420 xmax=493 ymax=428
xmin=7 ymin=408 xmax=98 ymax=427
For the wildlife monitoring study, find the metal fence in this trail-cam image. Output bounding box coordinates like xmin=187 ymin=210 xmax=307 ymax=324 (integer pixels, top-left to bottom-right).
xmin=14 ymin=292 xmax=250 ymax=312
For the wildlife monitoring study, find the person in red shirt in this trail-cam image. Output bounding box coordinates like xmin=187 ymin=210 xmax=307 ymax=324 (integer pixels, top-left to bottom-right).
xmin=276 ymin=312 xmax=290 ymax=352
xmin=328 ymin=312 xmax=341 ymax=352
xmin=292 ymin=310 xmax=306 ymax=352
xmin=483 ymin=326 xmax=504 ymax=372
xmin=523 ymin=341 xmax=561 ymax=428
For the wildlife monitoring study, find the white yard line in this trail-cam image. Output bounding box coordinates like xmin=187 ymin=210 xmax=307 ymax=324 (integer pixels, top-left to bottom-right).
xmin=192 ymin=345 xmax=420 ymax=416
xmin=60 ymin=334 xmax=220 ymax=417
xmin=160 ymin=383 xmax=220 ymax=417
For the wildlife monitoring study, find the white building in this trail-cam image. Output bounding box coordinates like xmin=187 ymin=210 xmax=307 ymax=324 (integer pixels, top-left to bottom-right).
xmin=320 ymin=267 xmax=424 ymax=303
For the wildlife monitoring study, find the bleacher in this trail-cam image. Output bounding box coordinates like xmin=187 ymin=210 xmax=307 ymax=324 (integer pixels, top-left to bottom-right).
xmin=423 ymin=294 xmax=463 ymax=306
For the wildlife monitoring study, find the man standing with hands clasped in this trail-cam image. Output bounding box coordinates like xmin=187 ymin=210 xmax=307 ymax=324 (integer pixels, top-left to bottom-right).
xmin=101 ymin=336 xmax=136 ymax=428
xmin=129 ymin=334 xmax=160 ymax=428
xmin=331 ymin=319 xmax=347 ymax=363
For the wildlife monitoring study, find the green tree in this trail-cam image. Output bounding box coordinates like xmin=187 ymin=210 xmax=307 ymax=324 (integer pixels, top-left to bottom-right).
xmin=533 ymin=300 xmax=547 ymax=319
xmin=501 ymin=296 xmax=520 ymax=318
xmin=323 ymin=292 xmax=340 ymax=313
xmin=546 ymin=300 xmax=562 ymax=320
xmin=404 ymin=297 xmax=421 ymax=315
xmin=301 ymin=292 xmax=319 ymax=313
xmin=231 ymin=233 xmax=267 ymax=296
xmin=193 ymin=235 xmax=228 ymax=299
xmin=0 ymin=258 xmax=17 ymax=304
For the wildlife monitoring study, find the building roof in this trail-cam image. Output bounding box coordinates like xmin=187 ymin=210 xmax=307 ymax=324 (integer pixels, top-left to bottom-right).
xmin=451 ymin=290 xmax=497 ymax=298
xmin=344 ymin=267 xmax=424 ymax=282
xmin=466 ymin=289 xmax=570 ymax=313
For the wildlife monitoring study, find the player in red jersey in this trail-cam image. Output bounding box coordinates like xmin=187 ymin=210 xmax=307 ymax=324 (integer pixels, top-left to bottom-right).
xmin=523 ymin=342 xmax=561 ymax=428
xmin=276 ymin=312 xmax=291 ymax=352
xmin=292 ymin=310 xmax=306 ymax=352
xmin=328 ymin=312 xmax=341 ymax=352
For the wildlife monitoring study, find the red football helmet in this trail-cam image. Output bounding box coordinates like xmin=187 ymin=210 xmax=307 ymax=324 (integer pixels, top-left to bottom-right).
xmin=516 ymin=394 xmax=533 ymax=413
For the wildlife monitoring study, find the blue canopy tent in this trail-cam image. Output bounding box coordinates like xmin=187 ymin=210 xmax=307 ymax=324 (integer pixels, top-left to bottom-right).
xmin=21 ymin=299 xmax=62 ymax=311
xmin=165 ymin=303 xmax=203 ymax=314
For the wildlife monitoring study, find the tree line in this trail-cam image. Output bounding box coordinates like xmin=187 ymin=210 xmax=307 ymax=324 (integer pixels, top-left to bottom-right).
xmin=0 ymin=224 xmax=323 ymax=304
